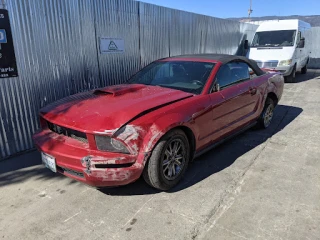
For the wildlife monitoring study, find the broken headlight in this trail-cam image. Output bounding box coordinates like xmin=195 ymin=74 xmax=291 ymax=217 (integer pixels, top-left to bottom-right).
xmin=95 ymin=135 xmax=130 ymax=154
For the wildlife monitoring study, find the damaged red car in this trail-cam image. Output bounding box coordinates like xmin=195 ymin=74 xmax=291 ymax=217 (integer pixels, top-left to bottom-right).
xmin=33 ymin=54 xmax=284 ymax=190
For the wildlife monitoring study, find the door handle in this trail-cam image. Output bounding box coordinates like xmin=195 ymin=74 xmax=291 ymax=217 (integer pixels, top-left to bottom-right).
xmin=249 ymin=87 xmax=257 ymax=95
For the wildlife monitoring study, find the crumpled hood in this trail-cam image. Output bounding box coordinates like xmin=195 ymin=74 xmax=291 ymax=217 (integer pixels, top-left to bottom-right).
xmin=40 ymin=84 xmax=193 ymax=133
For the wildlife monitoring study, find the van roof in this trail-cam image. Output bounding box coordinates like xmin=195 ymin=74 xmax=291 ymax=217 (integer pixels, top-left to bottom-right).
xmin=256 ymin=19 xmax=311 ymax=32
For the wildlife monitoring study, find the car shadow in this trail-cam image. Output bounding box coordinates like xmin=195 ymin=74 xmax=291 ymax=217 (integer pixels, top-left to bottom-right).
xmin=0 ymin=105 xmax=302 ymax=191
xmin=99 ymin=104 xmax=303 ymax=196
xmin=0 ymin=151 xmax=41 ymax=175
xmin=292 ymin=69 xmax=320 ymax=83
xmin=0 ymin=150 xmax=76 ymax=187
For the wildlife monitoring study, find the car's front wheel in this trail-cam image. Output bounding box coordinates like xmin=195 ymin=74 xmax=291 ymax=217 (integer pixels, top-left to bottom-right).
xmin=258 ymin=98 xmax=275 ymax=129
xmin=143 ymin=129 xmax=190 ymax=190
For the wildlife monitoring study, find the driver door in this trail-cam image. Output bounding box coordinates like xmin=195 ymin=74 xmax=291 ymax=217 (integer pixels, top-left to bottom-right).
xmin=209 ymin=62 xmax=257 ymax=141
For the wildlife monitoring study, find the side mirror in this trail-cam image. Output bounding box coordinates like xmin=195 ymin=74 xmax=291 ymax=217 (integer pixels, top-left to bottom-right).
xmin=244 ymin=40 xmax=249 ymax=50
xmin=298 ymin=37 xmax=305 ymax=48
xmin=211 ymin=82 xmax=220 ymax=93
xmin=215 ymin=83 xmax=220 ymax=92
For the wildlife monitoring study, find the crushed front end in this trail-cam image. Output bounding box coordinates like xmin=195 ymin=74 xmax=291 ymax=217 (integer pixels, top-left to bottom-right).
xmin=33 ymin=118 xmax=148 ymax=187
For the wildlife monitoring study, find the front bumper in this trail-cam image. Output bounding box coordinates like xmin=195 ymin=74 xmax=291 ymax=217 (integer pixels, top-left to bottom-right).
xmin=33 ymin=129 xmax=147 ymax=187
xmin=274 ymin=65 xmax=294 ymax=76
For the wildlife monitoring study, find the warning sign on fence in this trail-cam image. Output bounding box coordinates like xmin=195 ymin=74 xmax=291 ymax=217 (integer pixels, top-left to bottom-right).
xmin=100 ymin=38 xmax=125 ymax=54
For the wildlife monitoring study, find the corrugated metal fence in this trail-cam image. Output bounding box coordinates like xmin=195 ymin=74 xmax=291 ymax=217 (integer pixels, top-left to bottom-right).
xmin=308 ymin=27 xmax=320 ymax=69
xmin=0 ymin=0 xmax=258 ymax=159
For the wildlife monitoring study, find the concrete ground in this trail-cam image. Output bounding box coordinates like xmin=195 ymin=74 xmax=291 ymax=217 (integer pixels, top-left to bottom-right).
xmin=1 ymin=70 xmax=320 ymax=240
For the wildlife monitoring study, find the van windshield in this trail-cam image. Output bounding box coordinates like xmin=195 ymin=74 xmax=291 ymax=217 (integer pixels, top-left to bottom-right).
xmin=252 ymin=30 xmax=297 ymax=47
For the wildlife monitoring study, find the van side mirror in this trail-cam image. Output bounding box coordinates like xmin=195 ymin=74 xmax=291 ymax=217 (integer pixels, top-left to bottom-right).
xmin=244 ymin=40 xmax=249 ymax=50
xmin=298 ymin=37 xmax=305 ymax=48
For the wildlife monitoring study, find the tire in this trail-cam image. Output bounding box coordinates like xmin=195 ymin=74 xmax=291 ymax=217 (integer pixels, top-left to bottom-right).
xmin=143 ymin=129 xmax=190 ymax=191
xmin=258 ymin=98 xmax=275 ymax=129
xmin=301 ymin=64 xmax=307 ymax=74
xmin=285 ymin=66 xmax=296 ymax=83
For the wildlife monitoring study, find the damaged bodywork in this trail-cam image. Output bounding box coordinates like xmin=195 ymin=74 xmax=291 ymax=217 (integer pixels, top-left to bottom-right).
xmin=33 ymin=54 xmax=284 ymax=190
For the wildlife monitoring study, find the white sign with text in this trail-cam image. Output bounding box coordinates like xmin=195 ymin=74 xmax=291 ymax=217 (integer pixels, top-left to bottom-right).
xmin=100 ymin=38 xmax=125 ymax=54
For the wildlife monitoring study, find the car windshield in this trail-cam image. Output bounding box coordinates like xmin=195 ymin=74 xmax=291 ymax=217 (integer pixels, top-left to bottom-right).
xmin=128 ymin=61 xmax=215 ymax=94
xmin=252 ymin=30 xmax=297 ymax=47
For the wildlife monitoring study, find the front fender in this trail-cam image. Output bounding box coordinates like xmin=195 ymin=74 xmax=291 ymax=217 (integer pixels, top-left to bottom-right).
xmin=266 ymin=73 xmax=284 ymax=102
xmin=272 ymin=73 xmax=284 ymax=101
xmin=141 ymin=112 xmax=194 ymax=153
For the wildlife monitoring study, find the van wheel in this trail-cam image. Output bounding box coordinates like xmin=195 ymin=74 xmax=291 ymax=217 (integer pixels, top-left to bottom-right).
xmin=285 ymin=66 xmax=296 ymax=83
xmin=301 ymin=65 xmax=307 ymax=74
xmin=258 ymin=98 xmax=275 ymax=129
xmin=143 ymin=129 xmax=190 ymax=191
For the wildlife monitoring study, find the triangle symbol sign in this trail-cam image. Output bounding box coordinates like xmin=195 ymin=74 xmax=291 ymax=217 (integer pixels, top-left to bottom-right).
xmin=108 ymin=41 xmax=118 ymax=50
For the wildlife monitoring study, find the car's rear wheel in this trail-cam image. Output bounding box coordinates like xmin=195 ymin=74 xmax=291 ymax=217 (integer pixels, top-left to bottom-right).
xmin=258 ymin=98 xmax=275 ymax=129
xmin=143 ymin=129 xmax=190 ymax=190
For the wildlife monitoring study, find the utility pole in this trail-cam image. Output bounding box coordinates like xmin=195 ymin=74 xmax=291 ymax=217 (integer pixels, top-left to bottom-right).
xmin=248 ymin=0 xmax=253 ymax=20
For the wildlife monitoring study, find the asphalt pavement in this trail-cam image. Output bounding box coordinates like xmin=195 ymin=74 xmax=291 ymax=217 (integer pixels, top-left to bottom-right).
xmin=1 ymin=70 xmax=320 ymax=240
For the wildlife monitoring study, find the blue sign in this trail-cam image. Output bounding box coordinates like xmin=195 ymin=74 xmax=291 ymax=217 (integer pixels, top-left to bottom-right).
xmin=0 ymin=29 xmax=7 ymax=43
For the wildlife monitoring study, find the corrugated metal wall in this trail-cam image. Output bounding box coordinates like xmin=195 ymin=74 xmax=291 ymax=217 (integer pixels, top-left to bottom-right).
xmin=93 ymin=0 xmax=141 ymax=85
xmin=1 ymin=0 xmax=101 ymax=159
xmin=308 ymin=27 xmax=320 ymax=69
xmin=139 ymin=3 xmax=171 ymax=67
xmin=138 ymin=2 xmax=256 ymax=67
xmin=0 ymin=0 xmax=257 ymax=160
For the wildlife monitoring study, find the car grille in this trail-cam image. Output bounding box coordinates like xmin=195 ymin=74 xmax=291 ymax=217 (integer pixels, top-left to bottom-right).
xmin=47 ymin=121 xmax=88 ymax=143
xmin=256 ymin=61 xmax=278 ymax=68
xmin=57 ymin=165 xmax=85 ymax=178
xmin=94 ymin=163 xmax=135 ymax=169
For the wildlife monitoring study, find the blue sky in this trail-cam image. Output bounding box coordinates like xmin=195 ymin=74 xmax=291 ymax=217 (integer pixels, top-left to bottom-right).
xmin=139 ymin=0 xmax=320 ymax=18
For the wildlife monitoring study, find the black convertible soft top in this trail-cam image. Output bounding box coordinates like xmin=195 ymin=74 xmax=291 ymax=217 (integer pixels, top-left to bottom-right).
xmin=167 ymin=54 xmax=265 ymax=76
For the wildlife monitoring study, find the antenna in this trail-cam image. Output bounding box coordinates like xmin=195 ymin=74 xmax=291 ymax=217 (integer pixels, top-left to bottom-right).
xmin=248 ymin=0 xmax=253 ymax=19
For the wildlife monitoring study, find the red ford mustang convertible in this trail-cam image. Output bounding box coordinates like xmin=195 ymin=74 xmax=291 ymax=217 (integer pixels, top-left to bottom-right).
xmin=33 ymin=54 xmax=284 ymax=190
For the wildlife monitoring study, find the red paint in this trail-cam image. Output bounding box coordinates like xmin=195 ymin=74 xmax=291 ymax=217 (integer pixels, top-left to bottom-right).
xmin=39 ymin=84 xmax=193 ymax=132
xmin=33 ymin=56 xmax=284 ymax=187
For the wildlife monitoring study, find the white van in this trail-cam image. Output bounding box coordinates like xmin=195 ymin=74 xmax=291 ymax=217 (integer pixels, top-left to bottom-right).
xmin=245 ymin=20 xmax=311 ymax=83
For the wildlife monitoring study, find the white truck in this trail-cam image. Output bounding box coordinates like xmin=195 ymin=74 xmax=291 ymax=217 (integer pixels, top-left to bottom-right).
xmin=245 ymin=19 xmax=311 ymax=83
